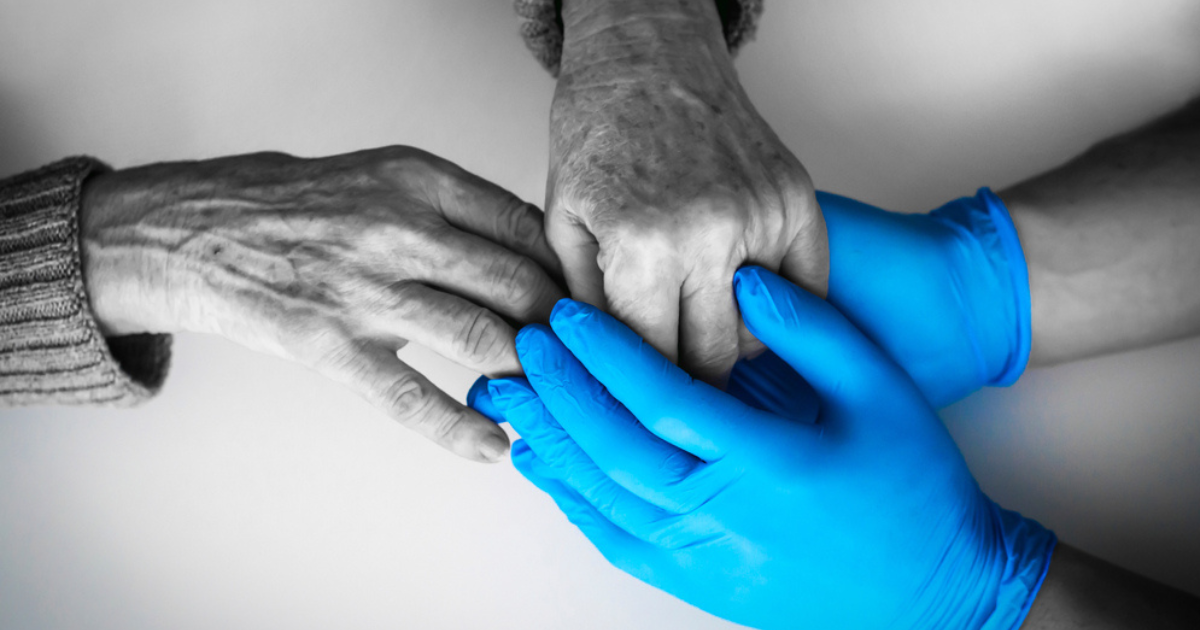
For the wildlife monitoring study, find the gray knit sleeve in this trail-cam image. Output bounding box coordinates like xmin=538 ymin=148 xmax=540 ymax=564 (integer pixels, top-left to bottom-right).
xmin=0 ymin=157 xmax=171 ymax=407
xmin=514 ymin=0 xmax=764 ymax=77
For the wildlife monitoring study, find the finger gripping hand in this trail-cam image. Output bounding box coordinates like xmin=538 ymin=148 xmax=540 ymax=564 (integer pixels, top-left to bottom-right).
xmin=546 ymin=33 xmax=829 ymax=386
xmin=495 ymin=274 xmax=1054 ymax=630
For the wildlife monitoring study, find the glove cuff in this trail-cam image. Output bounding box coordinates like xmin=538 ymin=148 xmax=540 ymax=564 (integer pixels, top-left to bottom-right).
xmin=979 ymin=504 xmax=1057 ymax=630
xmin=977 ymin=188 xmax=1031 ymax=387
xmin=896 ymin=494 xmax=1055 ymax=630
xmin=929 ymin=188 xmax=1032 ymax=389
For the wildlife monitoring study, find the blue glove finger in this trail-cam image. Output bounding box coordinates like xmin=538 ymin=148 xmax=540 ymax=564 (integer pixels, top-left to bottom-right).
xmin=510 ymin=267 xmax=1053 ymax=630
xmin=548 ymin=298 xmax=767 ymax=460
xmin=511 ymin=442 xmax=668 ymax=586
xmin=515 ymin=324 xmax=714 ymax=513
xmin=466 ymin=374 xmax=505 ymax=424
xmin=486 ymin=377 xmax=579 ymax=463
xmin=734 ymin=266 xmax=913 ymax=417
xmin=489 ymin=378 xmax=716 ymax=548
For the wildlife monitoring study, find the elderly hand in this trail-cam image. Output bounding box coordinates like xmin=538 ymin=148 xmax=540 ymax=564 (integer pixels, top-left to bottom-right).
xmin=546 ymin=0 xmax=828 ymax=384
xmin=80 ymin=146 xmax=564 ymax=462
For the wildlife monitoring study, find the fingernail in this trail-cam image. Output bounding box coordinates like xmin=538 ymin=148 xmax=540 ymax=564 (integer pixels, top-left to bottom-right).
xmin=478 ymin=433 xmax=510 ymax=462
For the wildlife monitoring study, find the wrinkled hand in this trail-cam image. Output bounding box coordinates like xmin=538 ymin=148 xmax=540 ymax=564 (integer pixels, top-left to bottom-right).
xmin=546 ymin=0 xmax=828 ymax=384
xmin=81 ymin=147 xmax=564 ymax=462
xmin=473 ymin=270 xmax=1055 ymax=630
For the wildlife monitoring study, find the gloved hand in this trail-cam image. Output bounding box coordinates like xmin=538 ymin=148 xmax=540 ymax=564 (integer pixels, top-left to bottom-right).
xmin=730 ymin=189 xmax=1031 ymax=410
xmin=472 ymin=268 xmax=1054 ymax=630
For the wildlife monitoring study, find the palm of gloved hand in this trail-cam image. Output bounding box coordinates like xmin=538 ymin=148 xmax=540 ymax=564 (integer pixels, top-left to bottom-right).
xmin=472 ymin=268 xmax=1052 ymax=630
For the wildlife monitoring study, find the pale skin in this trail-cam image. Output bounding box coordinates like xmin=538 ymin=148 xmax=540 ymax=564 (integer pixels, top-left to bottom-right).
xmin=1005 ymin=96 xmax=1200 ymax=367
xmin=548 ymin=0 xmax=829 ymax=385
xmin=996 ymin=96 xmax=1200 ymax=627
xmin=65 ymin=4 xmax=1200 ymax=623
xmin=548 ymin=2 xmax=1199 ymax=620
xmin=81 ymin=146 xmax=565 ymax=463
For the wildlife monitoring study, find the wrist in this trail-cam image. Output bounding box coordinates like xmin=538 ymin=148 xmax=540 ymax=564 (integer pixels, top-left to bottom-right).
xmin=559 ymin=0 xmax=730 ymax=75
xmin=80 ymin=165 xmax=194 ymax=336
xmin=979 ymin=188 xmax=1032 ymax=386
xmin=931 ymin=188 xmax=1032 ymax=388
xmin=980 ymin=504 xmax=1057 ymax=630
xmin=900 ymin=498 xmax=1056 ymax=630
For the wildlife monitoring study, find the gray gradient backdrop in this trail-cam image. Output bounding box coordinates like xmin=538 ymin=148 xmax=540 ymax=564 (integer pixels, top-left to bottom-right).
xmin=2 ymin=1 xmax=1199 ymax=628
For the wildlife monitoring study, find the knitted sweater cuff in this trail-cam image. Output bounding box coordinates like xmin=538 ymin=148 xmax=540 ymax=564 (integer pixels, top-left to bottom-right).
xmin=0 ymin=157 xmax=171 ymax=408
xmin=514 ymin=0 xmax=764 ymax=77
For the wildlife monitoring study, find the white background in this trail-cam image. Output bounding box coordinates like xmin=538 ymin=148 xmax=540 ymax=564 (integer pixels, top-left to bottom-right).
xmin=2 ymin=1 xmax=1199 ymax=628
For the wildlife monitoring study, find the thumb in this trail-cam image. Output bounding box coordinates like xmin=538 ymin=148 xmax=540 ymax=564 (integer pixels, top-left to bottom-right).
xmin=733 ymin=266 xmax=902 ymax=410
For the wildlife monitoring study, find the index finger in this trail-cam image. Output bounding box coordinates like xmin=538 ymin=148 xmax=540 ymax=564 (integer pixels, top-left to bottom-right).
xmin=678 ymin=270 xmax=740 ymax=385
xmin=320 ymin=341 xmax=510 ymax=463
xmin=548 ymin=300 xmax=765 ymax=462
xmin=435 ymin=162 xmax=563 ymax=279
xmin=419 ymin=226 xmax=565 ymax=324
xmin=601 ymin=250 xmax=682 ymax=364
xmin=514 ymin=324 xmax=708 ymax=513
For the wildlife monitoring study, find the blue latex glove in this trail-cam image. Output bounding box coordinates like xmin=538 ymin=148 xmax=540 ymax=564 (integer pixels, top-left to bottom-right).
xmin=732 ymin=188 xmax=1031 ymax=411
xmin=474 ymin=268 xmax=1054 ymax=630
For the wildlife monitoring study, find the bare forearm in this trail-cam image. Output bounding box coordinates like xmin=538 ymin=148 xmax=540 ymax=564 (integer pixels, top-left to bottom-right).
xmin=1000 ymin=97 xmax=1200 ymax=366
xmin=1023 ymin=543 xmax=1200 ymax=629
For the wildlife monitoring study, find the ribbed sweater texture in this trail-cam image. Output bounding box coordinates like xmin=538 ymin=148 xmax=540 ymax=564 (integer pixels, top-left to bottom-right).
xmin=0 ymin=158 xmax=171 ymax=407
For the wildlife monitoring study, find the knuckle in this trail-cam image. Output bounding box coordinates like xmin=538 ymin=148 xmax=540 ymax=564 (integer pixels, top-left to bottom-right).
xmin=492 ymin=256 xmax=548 ymax=312
xmin=375 ymin=146 xmax=448 ymax=188
xmin=675 ymin=200 xmax=751 ymax=248
xmin=247 ymin=150 xmax=295 ymax=164
xmin=705 ymin=204 xmax=751 ymax=236
xmin=657 ymin=449 xmax=698 ymax=487
xmin=381 ymin=372 xmax=434 ymax=423
xmin=602 ymin=231 xmax=673 ymax=276
xmin=377 ymin=144 xmax=432 ymax=167
xmin=378 ymin=144 xmax=420 ymax=160
xmin=776 ymin=157 xmax=815 ymax=193
xmin=496 ymin=197 xmax=546 ymax=250
xmin=382 ymin=374 xmax=466 ymax=444
xmin=452 ymin=309 xmax=510 ymax=366
xmin=428 ymin=406 xmax=468 ymax=443
xmin=298 ymin=326 xmax=356 ymax=366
